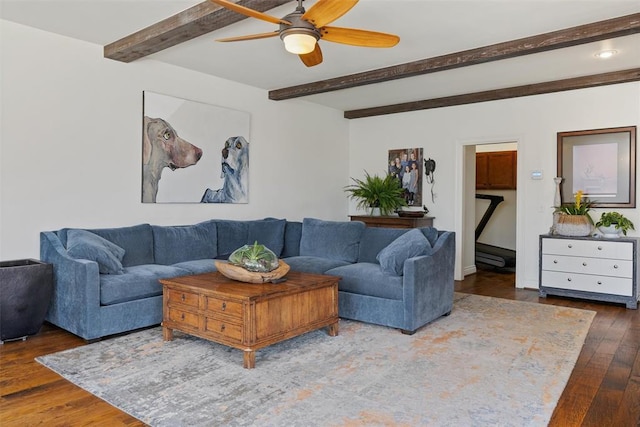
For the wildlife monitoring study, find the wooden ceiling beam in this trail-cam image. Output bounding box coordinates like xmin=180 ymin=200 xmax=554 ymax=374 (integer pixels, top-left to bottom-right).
xmin=269 ymin=13 xmax=640 ymax=101
xmin=343 ymin=68 xmax=640 ymax=119
xmin=104 ymin=0 xmax=290 ymax=62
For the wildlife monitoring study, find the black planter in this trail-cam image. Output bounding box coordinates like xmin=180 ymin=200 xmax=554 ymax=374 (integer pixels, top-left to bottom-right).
xmin=0 ymin=259 xmax=53 ymax=343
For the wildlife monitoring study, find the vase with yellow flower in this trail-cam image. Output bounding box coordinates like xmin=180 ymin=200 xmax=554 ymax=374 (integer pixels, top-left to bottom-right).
xmin=554 ymin=190 xmax=594 ymax=236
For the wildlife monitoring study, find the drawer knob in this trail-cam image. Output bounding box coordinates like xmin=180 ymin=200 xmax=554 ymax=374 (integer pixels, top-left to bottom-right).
xmin=597 ymin=246 xmax=603 ymax=250
xmin=181 ymin=313 xmax=185 ymax=320
xmin=553 ymin=260 xmax=558 ymax=264
xmin=568 ymin=244 xmax=573 ymax=248
xmin=567 ymin=277 xmax=572 ymax=282
xmin=220 ymin=324 xmax=226 ymax=332
xmin=614 ymin=264 xmax=619 ymax=269
xmin=221 ymin=302 xmax=226 ymax=311
xmin=582 ymin=262 xmax=587 ymax=266
xmin=181 ymin=294 xmax=186 ymax=302
xmin=597 ymin=281 xmax=602 ymax=285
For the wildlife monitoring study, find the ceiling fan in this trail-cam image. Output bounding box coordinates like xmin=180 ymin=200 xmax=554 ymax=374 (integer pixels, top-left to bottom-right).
xmin=209 ymin=0 xmax=400 ymax=67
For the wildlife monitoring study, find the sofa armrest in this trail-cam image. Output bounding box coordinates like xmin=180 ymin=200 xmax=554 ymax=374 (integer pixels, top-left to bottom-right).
xmin=401 ymin=231 xmax=456 ymax=332
xmin=40 ymin=231 xmax=101 ymax=339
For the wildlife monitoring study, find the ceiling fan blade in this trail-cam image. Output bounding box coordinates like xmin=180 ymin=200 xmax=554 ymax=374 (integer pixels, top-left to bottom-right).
xmin=299 ymin=43 xmax=323 ymax=67
xmin=320 ymin=26 xmax=400 ymax=47
xmin=302 ymin=0 xmax=358 ymax=28
xmin=217 ymin=31 xmax=280 ymax=42
xmin=209 ymin=0 xmax=291 ymax=25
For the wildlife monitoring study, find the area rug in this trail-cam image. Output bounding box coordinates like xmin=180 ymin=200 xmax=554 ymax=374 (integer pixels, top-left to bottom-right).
xmin=37 ymin=294 xmax=595 ymax=426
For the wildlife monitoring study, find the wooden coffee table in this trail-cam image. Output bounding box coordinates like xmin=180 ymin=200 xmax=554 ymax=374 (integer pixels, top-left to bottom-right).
xmin=160 ymin=270 xmax=339 ymax=369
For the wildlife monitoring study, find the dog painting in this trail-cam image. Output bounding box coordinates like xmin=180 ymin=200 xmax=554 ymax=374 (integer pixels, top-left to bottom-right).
xmin=201 ymin=136 xmax=249 ymax=203
xmin=142 ymin=91 xmax=250 ymax=203
xmin=142 ymin=116 xmax=203 ymax=203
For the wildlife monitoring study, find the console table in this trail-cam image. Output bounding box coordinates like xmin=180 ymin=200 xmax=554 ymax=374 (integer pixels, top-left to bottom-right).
xmin=539 ymin=234 xmax=639 ymax=309
xmin=349 ymin=215 xmax=434 ymax=229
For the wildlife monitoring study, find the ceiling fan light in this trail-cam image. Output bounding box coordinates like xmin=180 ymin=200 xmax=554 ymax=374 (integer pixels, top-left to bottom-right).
xmin=283 ymin=33 xmax=317 ymax=54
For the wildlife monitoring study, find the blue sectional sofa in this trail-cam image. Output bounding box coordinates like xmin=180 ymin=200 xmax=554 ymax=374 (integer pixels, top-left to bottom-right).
xmin=40 ymin=218 xmax=455 ymax=340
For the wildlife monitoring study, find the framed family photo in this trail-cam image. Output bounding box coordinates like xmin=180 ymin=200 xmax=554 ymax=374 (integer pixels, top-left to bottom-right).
xmin=557 ymin=126 xmax=636 ymax=208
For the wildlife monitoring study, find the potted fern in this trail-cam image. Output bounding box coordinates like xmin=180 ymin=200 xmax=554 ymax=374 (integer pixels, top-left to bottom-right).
xmin=595 ymin=212 xmax=635 ymax=237
xmin=344 ymin=171 xmax=406 ymax=216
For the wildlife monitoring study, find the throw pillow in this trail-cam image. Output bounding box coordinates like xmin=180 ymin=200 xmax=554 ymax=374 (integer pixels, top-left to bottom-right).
xmin=66 ymin=229 xmax=125 ymax=274
xmin=376 ymin=228 xmax=431 ymax=276
xmin=299 ymin=218 xmax=365 ymax=263
xmin=247 ymin=218 xmax=286 ymax=257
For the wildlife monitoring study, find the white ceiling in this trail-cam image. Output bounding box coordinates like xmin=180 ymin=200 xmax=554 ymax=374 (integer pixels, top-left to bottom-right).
xmin=2 ymin=0 xmax=639 ymax=112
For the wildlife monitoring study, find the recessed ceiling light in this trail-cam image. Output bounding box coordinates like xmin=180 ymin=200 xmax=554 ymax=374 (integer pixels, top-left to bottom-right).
xmin=595 ymin=50 xmax=618 ymax=59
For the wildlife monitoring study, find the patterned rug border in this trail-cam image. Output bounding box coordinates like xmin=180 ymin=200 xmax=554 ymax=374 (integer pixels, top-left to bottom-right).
xmin=37 ymin=293 xmax=596 ymax=426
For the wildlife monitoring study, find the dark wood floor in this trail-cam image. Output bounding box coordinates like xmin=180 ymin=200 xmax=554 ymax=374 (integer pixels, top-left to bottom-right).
xmin=1 ymin=268 xmax=638 ymax=426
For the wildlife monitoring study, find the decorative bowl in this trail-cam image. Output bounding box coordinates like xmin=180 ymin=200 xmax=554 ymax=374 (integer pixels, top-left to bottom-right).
xmin=215 ymin=260 xmax=290 ymax=284
xmin=397 ymin=211 xmax=425 ymax=218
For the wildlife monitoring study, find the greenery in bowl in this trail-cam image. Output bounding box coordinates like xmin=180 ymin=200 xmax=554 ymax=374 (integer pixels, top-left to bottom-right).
xmin=554 ymin=190 xmax=595 ymax=224
xmin=344 ymin=171 xmax=406 ymax=216
xmin=595 ymin=212 xmax=635 ymax=236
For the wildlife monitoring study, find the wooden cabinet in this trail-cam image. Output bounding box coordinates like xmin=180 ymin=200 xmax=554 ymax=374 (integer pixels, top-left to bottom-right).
xmin=476 ymin=151 xmax=517 ymax=190
xmin=539 ymin=235 xmax=639 ymax=309
xmin=349 ymin=215 xmax=434 ymax=229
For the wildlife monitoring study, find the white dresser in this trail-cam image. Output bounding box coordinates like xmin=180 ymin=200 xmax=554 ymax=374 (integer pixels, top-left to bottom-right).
xmin=539 ymin=235 xmax=639 ymax=309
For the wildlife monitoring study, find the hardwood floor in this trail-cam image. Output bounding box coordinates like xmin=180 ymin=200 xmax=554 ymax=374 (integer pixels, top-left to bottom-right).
xmin=1 ymin=269 xmax=638 ymax=426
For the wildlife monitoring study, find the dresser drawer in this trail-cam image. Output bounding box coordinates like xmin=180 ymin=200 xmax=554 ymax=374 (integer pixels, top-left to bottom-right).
xmin=168 ymin=307 xmax=200 ymax=328
xmin=205 ymin=297 xmax=243 ymax=320
xmin=541 ymin=271 xmax=633 ymax=296
xmin=167 ymin=289 xmax=200 ymax=308
xmin=542 ymin=238 xmax=633 ymax=260
xmin=541 ymin=254 xmax=633 ymax=278
xmin=204 ymin=317 xmax=243 ymax=342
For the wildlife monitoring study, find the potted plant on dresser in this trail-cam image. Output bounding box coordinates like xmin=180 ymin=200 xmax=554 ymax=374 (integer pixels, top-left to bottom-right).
xmin=554 ymin=190 xmax=594 ymax=236
xmin=344 ymin=171 xmax=406 ymax=216
xmin=595 ymin=211 xmax=635 ymax=238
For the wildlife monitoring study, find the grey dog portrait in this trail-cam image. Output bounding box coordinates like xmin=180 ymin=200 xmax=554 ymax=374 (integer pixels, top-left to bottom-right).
xmin=201 ymin=136 xmax=249 ymax=203
xmin=142 ymin=116 xmax=203 ymax=203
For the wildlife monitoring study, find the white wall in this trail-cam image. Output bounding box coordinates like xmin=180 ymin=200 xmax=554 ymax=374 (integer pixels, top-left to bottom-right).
xmin=0 ymin=21 xmax=349 ymax=259
xmin=349 ymin=83 xmax=640 ymax=288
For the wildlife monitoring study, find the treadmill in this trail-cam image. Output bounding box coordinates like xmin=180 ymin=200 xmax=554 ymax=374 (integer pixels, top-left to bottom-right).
xmin=475 ymin=194 xmax=516 ymax=269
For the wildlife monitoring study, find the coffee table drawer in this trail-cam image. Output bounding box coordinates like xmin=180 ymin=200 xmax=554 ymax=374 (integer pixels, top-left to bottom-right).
xmin=167 ymin=289 xmax=199 ymax=308
xmin=205 ymin=318 xmax=242 ymax=342
xmin=168 ymin=307 xmax=199 ymax=328
xmin=206 ymin=297 xmax=242 ymax=319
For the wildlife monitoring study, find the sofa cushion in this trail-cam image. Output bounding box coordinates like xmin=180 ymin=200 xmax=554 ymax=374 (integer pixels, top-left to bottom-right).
xmin=281 ymin=221 xmax=302 ymax=257
xmin=100 ymin=264 xmax=189 ymax=305
xmin=171 ymin=259 xmax=217 ymax=275
xmin=376 ymin=228 xmax=430 ymax=276
xmin=216 ymin=219 xmax=286 ymax=258
xmin=283 ymin=256 xmax=350 ymax=275
xmin=326 ymin=263 xmax=403 ymax=300
xmin=152 ymin=221 xmax=217 ymax=265
xmin=299 ymin=218 xmax=365 ymax=263
xmin=420 ymin=227 xmax=439 ymax=247
xmin=247 ymin=218 xmax=286 ymax=256
xmin=357 ymin=227 xmax=411 ymax=264
xmin=66 ymin=229 xmax=125 ymax=275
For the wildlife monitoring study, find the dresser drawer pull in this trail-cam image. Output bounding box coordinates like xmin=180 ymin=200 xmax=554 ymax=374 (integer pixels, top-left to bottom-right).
xmin=181 ymin=313 xmax=185 ymax=320
xmin=220 ymin=324 xmax=226 ymax=332
xmin=567 ymin=277 xmax=572 ymax=282
xmin=221 ymin=302 xmax=227 ymax=311
xmin=614 ymin=265 xmax=619 ymax=269
xmin=181 ymin=294 xmax=186 ymax=302
xmin=582 ymin=262 xmax=587 ymax=266
xmin=567 ymin=244 xmax=572 ymax=248
xmin=597 ymin=246 xmax=603 ymax=250
xmin=597 ymin=281 xmax=602 ymax=285
xmin=553 ymin=260 xmax=558 ymax=264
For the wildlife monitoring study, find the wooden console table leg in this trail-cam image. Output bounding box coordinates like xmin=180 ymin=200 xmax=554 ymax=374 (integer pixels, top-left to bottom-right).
xmin=243 ymin=350 xmax=256 ymax=369
xmin=328 ymin=321 xmax=339 ymax=336
xmin=162 ymin=325 xmax=173 ymax=341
